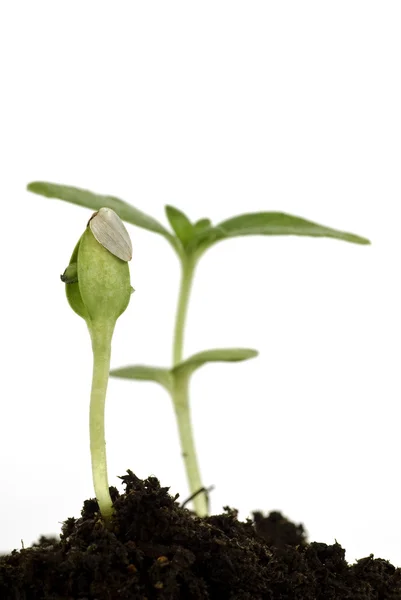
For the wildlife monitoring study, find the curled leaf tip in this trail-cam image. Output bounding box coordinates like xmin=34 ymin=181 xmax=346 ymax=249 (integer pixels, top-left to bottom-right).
xmin=60 ymin=263 xmax=78 ymax=284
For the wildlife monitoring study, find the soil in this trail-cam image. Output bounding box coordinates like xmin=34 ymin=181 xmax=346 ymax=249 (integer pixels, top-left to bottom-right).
xmin=1 ymin=471 xmax=400 ymax=599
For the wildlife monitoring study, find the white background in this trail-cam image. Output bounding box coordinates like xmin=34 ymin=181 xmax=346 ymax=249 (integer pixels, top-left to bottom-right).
xmin=0 ymin=2 xmax=400 ymax=566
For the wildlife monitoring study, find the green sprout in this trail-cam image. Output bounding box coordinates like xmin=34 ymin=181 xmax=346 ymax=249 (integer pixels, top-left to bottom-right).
xmin=61 ymin=208 xmax=133 ymax=521
xmin=28 ymin=181 xmax=370 ymax=517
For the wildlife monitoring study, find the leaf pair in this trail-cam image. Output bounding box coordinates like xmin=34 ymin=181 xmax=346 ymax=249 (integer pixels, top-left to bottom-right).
xmin=27 ymin=181 xmax=371 ymax=263
xmin=110 ymin=347 xmax=258 ymax=392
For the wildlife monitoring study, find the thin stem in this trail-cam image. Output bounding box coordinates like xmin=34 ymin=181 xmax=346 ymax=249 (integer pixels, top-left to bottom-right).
xmin=172 ymin=375 xmax=208 ymax=516
xmin=89 ymin=320 xmax=115 ymax=521
xmin=171 ymin=252 xmax=208 ymax=515
xmin=172 ymin=255 xmax=196 ymax=365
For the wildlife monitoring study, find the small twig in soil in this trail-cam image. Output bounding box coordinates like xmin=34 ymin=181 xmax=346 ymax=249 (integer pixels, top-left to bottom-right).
xmin=181 ymin=485 xmax=215 ymax=511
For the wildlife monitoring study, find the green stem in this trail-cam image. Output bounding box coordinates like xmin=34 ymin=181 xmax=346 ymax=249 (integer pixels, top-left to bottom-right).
xmin=172 ymin=374 xmax=208 ymax=516
xmin=172 ymin=255 xmax=196 ymax=366
xmin=171 ymin=253 xmax=208 ymax=515
xmin=89 ymin=320 xmax=115 ymax=521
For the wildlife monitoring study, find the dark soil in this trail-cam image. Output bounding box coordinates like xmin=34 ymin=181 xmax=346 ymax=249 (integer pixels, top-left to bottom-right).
xmin=1 ymin=471 xmax=400 ymax=599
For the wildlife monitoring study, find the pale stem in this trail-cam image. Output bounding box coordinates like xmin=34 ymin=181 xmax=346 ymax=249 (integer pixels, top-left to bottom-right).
xmin=172 ymin=374 xmax=208 ymax=516
xmin=171 ymin=253 xmax=208 ymax=514
xmin=89 ymin=320 xmax=115 ymax=521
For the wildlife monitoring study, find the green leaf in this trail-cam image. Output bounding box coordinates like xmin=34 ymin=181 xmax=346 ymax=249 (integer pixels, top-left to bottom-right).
xmin=110 ymin=365 xmax=173 ymax=391
xmin=173 ymin=348 xmax=258 ymax=377
xmin=186 ymin=225 xmax=227 ymax=255
xmin=63 ymin=235 xmax=89 ymax=321
xmin=27 ymin=181 xmax=172 ymax=240
xmin=165 ymin=205 xmax=195 ymax=245
xmin=214 ymin=212 xmax=370 ymax=246
xmin=193 ymin=218 xmax=212 ymax=233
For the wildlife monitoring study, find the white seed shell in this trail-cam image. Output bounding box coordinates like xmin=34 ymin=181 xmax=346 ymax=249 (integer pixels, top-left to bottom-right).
xmin=89 ymin=207 xmax=132 ymax=261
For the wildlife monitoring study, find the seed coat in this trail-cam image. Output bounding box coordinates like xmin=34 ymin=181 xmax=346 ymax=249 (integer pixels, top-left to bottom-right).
xmin=89 ymin=207 xmax=132 ymax=261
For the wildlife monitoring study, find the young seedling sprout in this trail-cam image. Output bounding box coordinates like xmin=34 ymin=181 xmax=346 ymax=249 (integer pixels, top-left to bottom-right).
xmin=28 ymin=182 xmax=370 ymax=517
xmin=61 ymin=208 xmax=133 ymax=521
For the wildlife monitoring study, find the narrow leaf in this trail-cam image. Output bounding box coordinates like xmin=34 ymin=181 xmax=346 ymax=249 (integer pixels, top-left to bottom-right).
xmin=27 ymin=181 xmax=172 ymax=239
xmin=110 ymin=365 xmax=173 ymax=391
xmin=165 ymin=205 xmax=195 ymax=245
xmin=215 ymin=212 xmax=370 ymax=245
xmin=173 ymin=348 xmax=258 ymax=377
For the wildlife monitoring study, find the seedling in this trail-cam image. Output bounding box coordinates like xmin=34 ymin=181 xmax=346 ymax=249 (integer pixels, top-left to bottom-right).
xmin=60 ymin=208 xmax=133 ymax=521
xmin=28 ymin=181 xmax=370 ymax=518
